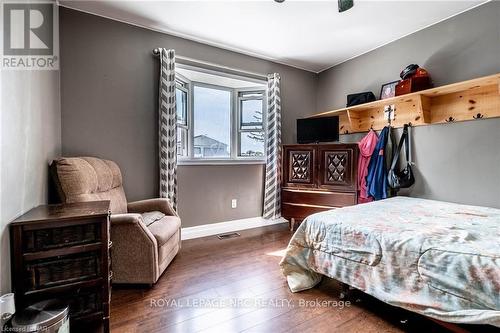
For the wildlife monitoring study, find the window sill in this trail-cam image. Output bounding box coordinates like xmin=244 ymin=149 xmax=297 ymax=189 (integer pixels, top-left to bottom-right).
xmin=178 ymin=159 xmax=266 ymax=166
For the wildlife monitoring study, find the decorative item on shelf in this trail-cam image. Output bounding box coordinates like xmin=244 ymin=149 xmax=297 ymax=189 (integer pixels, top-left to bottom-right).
xmin=383 ymin=104 xmax=396 ymax=124
xmin=346 ymin=91 xmax=376 ymax=107
xmin=379 ymin=81 xmax=399 ymax=100
xmin=395 ymin=64 xmax=433 ymax=96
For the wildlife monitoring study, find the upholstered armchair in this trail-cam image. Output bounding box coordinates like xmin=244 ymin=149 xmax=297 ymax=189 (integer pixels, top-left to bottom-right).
xmin=50 ymin=157 xmax=181 ymax=285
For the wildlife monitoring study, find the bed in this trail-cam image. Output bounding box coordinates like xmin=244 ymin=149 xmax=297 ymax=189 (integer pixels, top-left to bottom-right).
xmin=279 ymin=196 xmax=500 ymax=327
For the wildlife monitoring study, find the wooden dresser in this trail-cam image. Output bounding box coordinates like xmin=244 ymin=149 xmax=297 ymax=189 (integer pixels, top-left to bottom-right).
xmin=10 ymin=201 xmax=111 ymax=333
xmin=282 ymin=143 xmax=358 ymax=229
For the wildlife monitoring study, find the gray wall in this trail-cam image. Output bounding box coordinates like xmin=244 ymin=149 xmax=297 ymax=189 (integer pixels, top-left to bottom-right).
xmin=0 ymin=71 xmax=61 ymax=294
xmin=318 ymin=2 xmax=500 ymax=208
xmin=178 ymin=165 xmax=264 ymax=228
xmin=59 ymin=8 xmax=317 ymax=226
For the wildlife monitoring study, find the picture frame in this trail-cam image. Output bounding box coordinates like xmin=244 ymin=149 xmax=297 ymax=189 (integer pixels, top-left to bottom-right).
xmin=379 ymin=80 xmax=400 ymax=100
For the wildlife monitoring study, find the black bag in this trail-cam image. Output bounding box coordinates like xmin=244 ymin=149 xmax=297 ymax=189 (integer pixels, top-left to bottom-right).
xmin=346 ymin=92 xmax=376 ymax=107
xmin=387 ymin=124 xmax=415 ymax=189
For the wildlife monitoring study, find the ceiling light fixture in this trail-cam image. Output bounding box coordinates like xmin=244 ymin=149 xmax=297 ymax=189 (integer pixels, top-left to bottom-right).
xmin=338 ymin=0 xmax=354 ymax=12
xmin=273 ymin=0 xmax=354 ymax=13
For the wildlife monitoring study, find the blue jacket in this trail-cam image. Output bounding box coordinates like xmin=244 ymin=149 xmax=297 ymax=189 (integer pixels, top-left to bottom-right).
xmin=366 ymin=126 xmax=390 ymax=200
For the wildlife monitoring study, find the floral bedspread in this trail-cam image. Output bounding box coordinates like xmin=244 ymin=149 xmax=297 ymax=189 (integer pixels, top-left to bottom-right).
xmin=280 ymin=196 xmax=500 ymax=326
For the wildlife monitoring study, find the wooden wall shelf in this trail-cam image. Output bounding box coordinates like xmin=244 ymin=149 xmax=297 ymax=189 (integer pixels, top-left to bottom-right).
xmin=310 ymin=73 xmax=500 ymax=134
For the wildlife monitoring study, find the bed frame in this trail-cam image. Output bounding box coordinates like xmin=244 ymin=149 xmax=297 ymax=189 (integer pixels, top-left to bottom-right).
xmin=338 ymin=282 xmax=483 ymax=333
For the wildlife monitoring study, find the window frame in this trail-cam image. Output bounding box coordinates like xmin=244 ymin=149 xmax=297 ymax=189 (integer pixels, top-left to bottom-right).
xmin=176 ymin=73 xmax=190 ymax=158
xmin=176 ymin=71 xmax=267 ymax=165
xmin=176 ymin=80 xmax=189 ymax=127
xmin=191 ymin=81 xmax=234 ymax=160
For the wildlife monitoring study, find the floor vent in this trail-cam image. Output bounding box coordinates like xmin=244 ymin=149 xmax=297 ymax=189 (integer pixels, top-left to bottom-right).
xmin=217 ymin=232 xmax=241 ymax=240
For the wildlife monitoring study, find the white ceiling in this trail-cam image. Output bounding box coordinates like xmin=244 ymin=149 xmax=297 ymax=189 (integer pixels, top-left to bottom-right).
xmin=59 ymin=0 xmax=487 ymax=73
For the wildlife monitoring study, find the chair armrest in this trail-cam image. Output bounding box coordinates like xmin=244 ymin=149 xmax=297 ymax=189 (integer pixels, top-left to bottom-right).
xmin=109 ymin=213 xmax=159 ymax=284
xmin=110 ymin=213 xmax=143 ymax=225
xmin=127 ymin=198 xmax=178 ymax=217
xmin=109 ymin=213 xmax=157 ymax=245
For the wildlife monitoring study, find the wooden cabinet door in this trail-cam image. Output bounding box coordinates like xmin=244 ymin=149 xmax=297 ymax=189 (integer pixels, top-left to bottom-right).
xmin=282 ymin=145 xmax=316 ymax=188
xmin=317 ymin=145 xmax=357 ymax=192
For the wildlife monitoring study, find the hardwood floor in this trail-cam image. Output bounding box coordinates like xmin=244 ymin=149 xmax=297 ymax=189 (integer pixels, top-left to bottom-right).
xmin=109 ymin=223 xmax=490 ymax=333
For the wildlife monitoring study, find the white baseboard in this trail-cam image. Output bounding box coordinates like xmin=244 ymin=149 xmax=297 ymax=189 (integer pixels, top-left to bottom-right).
xmin=181 ymin=216 xmax=288 ymax=240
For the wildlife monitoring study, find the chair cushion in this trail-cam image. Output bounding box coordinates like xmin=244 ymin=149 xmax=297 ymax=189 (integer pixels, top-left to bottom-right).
xmin=141 ymin=211 xmax=166 ymax=227
xmin=147 ymin=215 xmax=181 ymax=246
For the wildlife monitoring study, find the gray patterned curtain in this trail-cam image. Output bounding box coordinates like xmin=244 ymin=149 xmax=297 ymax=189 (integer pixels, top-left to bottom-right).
xmin=158 ymin=48 xmax=178 ymax=211
xmin=263 ymin=73 xmax=282 ymax=219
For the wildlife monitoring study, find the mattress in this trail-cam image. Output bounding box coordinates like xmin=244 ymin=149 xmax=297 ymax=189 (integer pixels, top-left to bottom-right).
xmin=279 ymin=196 xmax=500 ymax=326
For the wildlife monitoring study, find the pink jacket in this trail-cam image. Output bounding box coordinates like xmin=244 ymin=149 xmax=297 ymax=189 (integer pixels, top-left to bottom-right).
xmin=358 ymin=130 xmax=378 ymax=203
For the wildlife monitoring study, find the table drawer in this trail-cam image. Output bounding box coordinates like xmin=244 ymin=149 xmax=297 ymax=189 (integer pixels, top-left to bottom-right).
xmin=23 ymin=222 xmax=101 ymax=252
xmin=25 ymin=252 xmax=101 ymax=290
xmin=282 ymin=189 xmax=356 ymax=208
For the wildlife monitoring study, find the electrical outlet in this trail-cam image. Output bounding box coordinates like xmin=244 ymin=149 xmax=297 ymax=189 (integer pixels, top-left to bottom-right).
xmin=231 ymin=199 xmax=237 ymax=209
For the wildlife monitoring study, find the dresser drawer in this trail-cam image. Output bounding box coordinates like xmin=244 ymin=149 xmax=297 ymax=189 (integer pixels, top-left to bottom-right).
xmin=282 ymin=189 xmax=356 ymax=208
xmin=282 ymin=203 xmax=333 ymax=220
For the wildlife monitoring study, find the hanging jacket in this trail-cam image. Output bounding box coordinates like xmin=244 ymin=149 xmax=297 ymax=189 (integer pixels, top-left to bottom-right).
xmin=357 ymin=129 xmax=378 ymax=203
xmin=366 ymin=126 xmax=390 ymax=200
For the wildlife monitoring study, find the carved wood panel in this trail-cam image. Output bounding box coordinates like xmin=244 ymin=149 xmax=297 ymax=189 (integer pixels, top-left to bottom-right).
xmin=282 ymin=146 xmax=316 ymax=188
xmin=318 ymin=147 xmax=356 ymax=191
xmin=326 ymin=152 xmax=348 ymax=183
xmin=290 ymin=151 xmax=311 ymax=182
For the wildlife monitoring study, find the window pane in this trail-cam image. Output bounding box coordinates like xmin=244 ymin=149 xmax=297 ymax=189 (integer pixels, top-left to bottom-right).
xmin=177 ymin=127 xmax=188 ymax=157
xmin=193 ymin=85 xmax=231 ymax=158
xmin=240 ymin=131 xmax=265 ymax=157
xmin=240 ymin=99 xmax=263 ymax=130
xmin=176 ymin=88 xmax=187 ymax=125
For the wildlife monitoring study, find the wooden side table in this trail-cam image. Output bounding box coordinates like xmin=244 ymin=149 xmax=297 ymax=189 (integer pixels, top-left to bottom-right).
xmin=10 ymin=201 xmax=111 ymax=333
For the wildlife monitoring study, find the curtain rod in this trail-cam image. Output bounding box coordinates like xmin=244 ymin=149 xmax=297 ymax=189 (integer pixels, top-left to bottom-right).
xmin=152 ymin=48 xmax=268 ymax=81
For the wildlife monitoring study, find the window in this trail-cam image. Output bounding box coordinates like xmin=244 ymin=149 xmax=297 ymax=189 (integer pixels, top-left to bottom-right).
xmin=175 ymin=67 xmax=266 ymax=163
xmin=238 ymin=91 xmax=265 ymax=157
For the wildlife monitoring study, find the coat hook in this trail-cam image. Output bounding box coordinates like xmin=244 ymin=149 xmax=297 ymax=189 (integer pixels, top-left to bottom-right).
xmin=473 ymin=113 xmax=484 ymax=119
xmin=445 ymin=116 xmax=455 ymax=123
xmin=344 ymin=130 xmax=349 ymax=134
xmin=407 ymin=122 xmax=412 ymax=127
